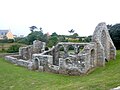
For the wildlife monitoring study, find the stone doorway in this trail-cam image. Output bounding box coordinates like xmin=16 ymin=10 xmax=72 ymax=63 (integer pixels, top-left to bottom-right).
xmin=34 ymin=58 xmax=39 ymax=70
xmin=90 ymin=49 xmax=95 ymax=67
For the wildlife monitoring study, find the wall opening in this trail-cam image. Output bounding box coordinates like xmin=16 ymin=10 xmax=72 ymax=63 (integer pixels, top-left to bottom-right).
xmin=79 ymin=45 xmax=84 ymax=53
xmin=59 ymin=45 xmax=64 ymax=58
xmin=34 ymin=58 xmax=39 ymax=70
xmin=67 ymin=45 xmax=75 ymax=55
xmin=90 ymin=49 xmax=95 ymax=67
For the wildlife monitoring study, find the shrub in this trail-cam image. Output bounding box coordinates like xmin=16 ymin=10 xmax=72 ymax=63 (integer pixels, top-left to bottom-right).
xmin=45 ymin=47 xmax=49 ymax=51
xmin=0 ymin=39 xmax=14 ymax=43
xmin=7 ymin=44 xmax=21 ymax=53
xmin=7 ymin=39 xmax=14 ymax=43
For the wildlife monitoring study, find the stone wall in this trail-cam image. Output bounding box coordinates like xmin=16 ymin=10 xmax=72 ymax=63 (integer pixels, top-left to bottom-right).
xmin=5 ymin=55 xmax=31 ymax=68
xmin=92 ymin=22 xmax=116 ymax=66
xmin=4 ymin=22 xmax=116 ymax=75
xmin=19 ymin=40 xmax=46 ymax=60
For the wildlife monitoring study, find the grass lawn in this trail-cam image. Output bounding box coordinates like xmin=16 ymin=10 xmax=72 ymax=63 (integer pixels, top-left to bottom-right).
xmin=0 ymin=51 xmax=120 ymax=90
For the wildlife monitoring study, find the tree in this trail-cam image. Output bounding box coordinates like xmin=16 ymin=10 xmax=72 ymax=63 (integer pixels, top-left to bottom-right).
xmin=42 ymin=33 xmax=49 ymax=43
xmin=39 ymin=27 xmax=43 ymax=32
xmin=58 ymin=35 xmax=67 ymax=42
xmin=109 ymin=23 xmax=120 ymax=49
xmin=7 ymin=44 xmax=21 ymax=53
xmin=107 ymin=24 xmax=112 ymax=30
xmin=68 ymin=29 xmax=75 ymax=34
xmin=27 ymin=31 xmax=44 ymax=44
xmin=71 ymin=33 xmax=78 ymax=39
xmin=84 ymin=35 xmax=92 ymax=42
xmin=17 ymin=37 xmax=29 ymax=45
xmin=29 ymin=26 xmax=37 ymax=32
xmin=51 ymin=32 xmax=58 ymax=37
xmin=47 ymin=36 xmax=58 ymax=47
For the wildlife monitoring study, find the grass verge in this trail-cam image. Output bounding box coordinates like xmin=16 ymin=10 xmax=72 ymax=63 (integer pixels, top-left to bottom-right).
xmin=0 ymin=51 xmax=120 ymax=90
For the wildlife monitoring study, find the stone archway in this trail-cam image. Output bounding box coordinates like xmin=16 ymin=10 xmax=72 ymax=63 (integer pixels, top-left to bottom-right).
xmin=67 ymin=45 xmax=75 ymax=55
xmin=90 ymin=49 xmax=95 ymax=67
xmin=34 ymin=58 xmax=39 ymax=70
xmin=58 ymin=45 xmax=64 ymax=58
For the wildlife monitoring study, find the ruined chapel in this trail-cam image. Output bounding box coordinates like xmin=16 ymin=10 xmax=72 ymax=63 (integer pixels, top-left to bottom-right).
xmin=5 ymin=22 xmax=116 ymax=75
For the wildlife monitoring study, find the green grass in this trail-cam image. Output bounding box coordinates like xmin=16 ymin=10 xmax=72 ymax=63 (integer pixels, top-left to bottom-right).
xmin=0 ymin=51 xmax=120 ymax=90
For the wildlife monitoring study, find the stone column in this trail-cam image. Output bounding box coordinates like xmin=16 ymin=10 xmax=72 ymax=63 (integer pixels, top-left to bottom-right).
xmin=63 ymin=45 xmax=68 ymax=58
xmin=74 ymin=45 xmax=79 ymax=54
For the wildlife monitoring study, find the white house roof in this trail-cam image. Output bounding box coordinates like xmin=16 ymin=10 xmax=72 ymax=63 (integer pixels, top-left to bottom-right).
xmin=0 ymin=30 xmax=9 ymax=35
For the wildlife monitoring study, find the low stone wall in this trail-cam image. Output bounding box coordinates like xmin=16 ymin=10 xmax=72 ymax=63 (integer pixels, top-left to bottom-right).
xmin=5 ymin=55 xmax=31 ymax=68
xmin=0 ymin=53 xmax=18 ymax=58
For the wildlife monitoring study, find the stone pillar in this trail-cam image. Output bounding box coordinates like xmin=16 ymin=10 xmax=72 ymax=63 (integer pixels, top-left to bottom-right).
xmin=96 ymin=41 xmax=105 ymax=66
xmin=41 ymin=42 xmax=46 ymax=52
xmin=74 ymin=45 xmax=79 ymax=54
xmin=63 ymin=45 xmax=69 ymax=58
xmin=33 ymin=40 xmax=43 ymax=53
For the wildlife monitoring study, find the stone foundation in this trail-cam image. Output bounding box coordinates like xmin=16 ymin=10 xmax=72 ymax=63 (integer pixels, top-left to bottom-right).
xmin=5 ymin=22 xmax=116 ymax=75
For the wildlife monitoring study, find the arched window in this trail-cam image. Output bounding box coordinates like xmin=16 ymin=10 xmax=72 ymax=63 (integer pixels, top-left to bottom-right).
xmin=34 ymin=58 xmax=39 ymax=70
xmin=67 ymin=45 xmax=75 ymax=55
xmin=90 ymin=49 xmax=95 ymax=67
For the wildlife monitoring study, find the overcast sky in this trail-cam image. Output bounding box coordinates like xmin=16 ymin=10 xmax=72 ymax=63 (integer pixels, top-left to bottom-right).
xmin=0 ymin=0 xmax=120 ymax=36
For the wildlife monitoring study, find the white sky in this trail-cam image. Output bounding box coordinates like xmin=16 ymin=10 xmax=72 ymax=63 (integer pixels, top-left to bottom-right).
xmin=0 ymin=0 xmax=120 ymax=36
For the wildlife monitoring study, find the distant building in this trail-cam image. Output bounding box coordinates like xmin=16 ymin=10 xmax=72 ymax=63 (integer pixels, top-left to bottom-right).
xmin=19 ymin=35 xmax=24 ymax=38
xmin=13 ymin=35 xmax=17 ymax=38
xmin=0 ymin=30 xmax=14 ymax=39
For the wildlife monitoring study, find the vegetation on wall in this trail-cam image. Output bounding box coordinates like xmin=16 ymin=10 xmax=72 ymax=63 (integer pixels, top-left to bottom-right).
xmin=108 ymin=24 xmax=120 ymax=49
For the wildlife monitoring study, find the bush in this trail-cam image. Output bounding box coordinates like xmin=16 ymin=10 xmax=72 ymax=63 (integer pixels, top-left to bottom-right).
xmin=0 ymin=39 xmax=14 ymax=43
xmin=17 ymin=38 xmax=29 ymax=45
xmin=0 ymin=39 xmax=8 ymax=43
xmin=45 ymin=47 xmax=49 ymax=51
xmin=7 ymin=39 xmax=14 ymax=43
xmin=109 ymin=24 xmax=120 ymax=49
xmin=7 ymin=44 xmax=21 ymax=53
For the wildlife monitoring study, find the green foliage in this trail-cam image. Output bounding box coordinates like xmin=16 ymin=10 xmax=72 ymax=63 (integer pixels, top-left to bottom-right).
xmin=0 ymin=39 xmax=8 ymax=43
xmin=68 ymin=45 xmax=74 ymax=50
xmin=84 ymin=35 xmax=92 ymax=42
xmin=7 ymin=39 xmax=14 ymax=43
xmin=45 ymin=47 xmax=49 ymax=51
xmin=27 ymin=31 xmax=44 ymax=44
xmin=29 ymin=26 xmax=38 ymax=32
xmin=0 ymin=43 xmax=6 ymax=52
xmin=68 ymin=39 xmax=79 ymax=42
xmin=109 ymin=24 xmax=120 ymax=49
xmin=70 ymin=33 xmax=78 ymax=39
xmin=42 ymin=34 xmax=49 ymax=43
xmin=0 ymin=51 xmax=120 ymax=90
xmin=47 ymin=36 xmax=58 ymax=47
xmin=58 ymin=35 xmax=68 ymax=42
xmin=107 ymin=24 xmax=112 ymax=30
xmin=51 ymin=32 xmax=58 ymax=37
xmin=15 ymin=37 xmax=29 ymax=45
xmin=0 ymin=39 xmax=14 ymax=43
xmin=7 ymin=44 xmax=21 ymax=53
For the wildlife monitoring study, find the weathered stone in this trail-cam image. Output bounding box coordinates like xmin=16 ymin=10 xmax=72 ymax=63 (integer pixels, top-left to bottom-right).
xmin=5 ymin=22 xmax=116 ymax=75
xmin=111 ymin=86 xmax=120 ymax=90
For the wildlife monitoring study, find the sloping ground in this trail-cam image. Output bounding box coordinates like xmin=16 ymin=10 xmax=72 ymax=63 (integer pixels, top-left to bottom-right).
xmin=0 ymin=51 xmax=120 ymax=90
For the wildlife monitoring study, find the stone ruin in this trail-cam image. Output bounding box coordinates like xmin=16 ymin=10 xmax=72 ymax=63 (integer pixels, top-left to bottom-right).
xmin=5 ymin=22 xmax=116 ymax=75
